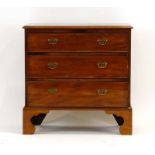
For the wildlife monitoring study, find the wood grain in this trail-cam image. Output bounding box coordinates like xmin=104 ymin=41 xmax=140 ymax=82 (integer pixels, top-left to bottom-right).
xmin=23 ymin=25 xmax=133 ymax=29
xmin=23 ymin=107 xmax=49 ymax=134
xmin=23 ymin=107 xmax=132 ymax=134
xmin=27 ymin=55 xmax=128 ymax=78
xmin=26 ymin=32 xmax=129 ymax=52
xmin=105 ymin=107 xmax=132 ymax=135
xmin=23 ymin=25 xmax=132 ymax=135
xmin=27 ymin=80 xmax=129 ymax=107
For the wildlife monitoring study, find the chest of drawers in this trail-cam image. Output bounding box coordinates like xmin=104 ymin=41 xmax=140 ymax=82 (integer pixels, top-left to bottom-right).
xmin=23 ymin=25 xmax=132 ymax=135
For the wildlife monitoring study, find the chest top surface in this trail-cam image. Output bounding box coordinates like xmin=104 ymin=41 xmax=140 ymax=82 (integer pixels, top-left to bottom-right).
xmin=23 ymin=23 xmax=133 ymax=29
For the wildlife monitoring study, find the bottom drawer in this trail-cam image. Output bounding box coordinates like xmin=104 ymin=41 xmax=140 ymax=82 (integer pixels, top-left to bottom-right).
xmin=27 ymin=80 xmax=129 ymax=107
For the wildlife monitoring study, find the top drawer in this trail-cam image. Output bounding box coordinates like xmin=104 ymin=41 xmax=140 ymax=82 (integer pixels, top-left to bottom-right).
xmin=26 ymin=31 xmax=130 ymax=52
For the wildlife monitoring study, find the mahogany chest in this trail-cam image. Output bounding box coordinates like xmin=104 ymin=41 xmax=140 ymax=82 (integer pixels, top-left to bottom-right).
xmin=23 ymin=25 xmax=132 ymax=135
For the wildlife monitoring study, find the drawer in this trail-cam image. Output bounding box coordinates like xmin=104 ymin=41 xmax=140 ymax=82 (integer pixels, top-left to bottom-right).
xmin=27 ymin=55 xmax=128 ymax=78
xmin=27 ymin=80 xmax=129 ymax=107
xmin=26 ymin=32 xmax=129 ymax=52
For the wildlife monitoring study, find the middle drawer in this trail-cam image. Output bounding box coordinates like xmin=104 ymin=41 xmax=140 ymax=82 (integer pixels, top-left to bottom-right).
xmin=27 ymin=55 xmax=128 ymax=78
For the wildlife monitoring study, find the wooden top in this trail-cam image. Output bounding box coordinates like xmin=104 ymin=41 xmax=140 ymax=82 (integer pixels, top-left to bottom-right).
xmin=23 ymin=23 xmax=133 ymax=29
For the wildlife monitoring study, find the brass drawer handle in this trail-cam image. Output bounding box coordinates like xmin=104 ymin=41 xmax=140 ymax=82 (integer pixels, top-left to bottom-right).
xmin=48 ymin=88 xmax=58 ymax=94
xmin=97 ymin=89 xmax=108 ymax=95
xmin=48 ymin=38 xmax=59 ymax=44
xmin=48 ymin=62 xmax=58 ymax=70
xmin=97 ymin=62 xmax=108 ymax=69
xmin=97 ymin=38 xmax=108 ymax=45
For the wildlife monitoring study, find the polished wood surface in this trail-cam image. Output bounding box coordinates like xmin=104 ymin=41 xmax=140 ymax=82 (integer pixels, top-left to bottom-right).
xmin=105 ymin=107 xmax=132 ymax=135
xmin=26 ymin=32 xmax=129 ymax=52
xmin=27 ymin=80 xmax=128 ymax=107
xmin=23 ymin=107 xmax=132 ymax=135
xmin=23 ymin=24 xmax=133 ymax=29
xmin=23 ymin=107 xmax=49 ymax=134
xmin=27 ymin=55 xmax=128 ymax=78
xmin=23 ymin=25 xmax=132 ymax=135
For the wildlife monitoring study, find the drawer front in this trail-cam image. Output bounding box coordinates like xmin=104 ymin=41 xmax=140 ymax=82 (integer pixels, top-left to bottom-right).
xmin=27 ymin=55 xmax=128 ymax=78
xmin=26 ymin=32 xmax=129 ymax=52
xmin=27 ymin=80 xmax=129 ymax=107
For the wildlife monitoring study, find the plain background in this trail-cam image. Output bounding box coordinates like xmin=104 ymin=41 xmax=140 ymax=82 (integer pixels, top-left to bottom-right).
xmin=0 ymin=6 xmax=155 ymax=154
